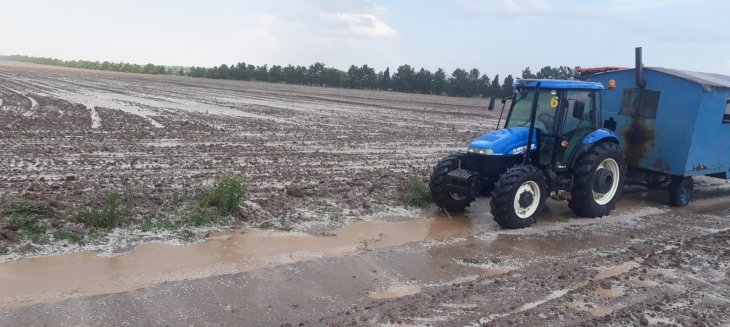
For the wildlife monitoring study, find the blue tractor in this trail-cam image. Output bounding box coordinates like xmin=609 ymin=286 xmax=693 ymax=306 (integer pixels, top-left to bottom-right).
xmin=429 ymin=79 xmax=625 ymax=229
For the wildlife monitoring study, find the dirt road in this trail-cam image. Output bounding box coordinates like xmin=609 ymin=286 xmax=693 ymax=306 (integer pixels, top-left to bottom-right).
xmin=2 ymin=62 xmax=730 ymax=326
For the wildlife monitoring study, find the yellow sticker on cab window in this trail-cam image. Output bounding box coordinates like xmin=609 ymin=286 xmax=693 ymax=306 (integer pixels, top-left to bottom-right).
xmin=550 ymin=96 xmax=559 ymax=109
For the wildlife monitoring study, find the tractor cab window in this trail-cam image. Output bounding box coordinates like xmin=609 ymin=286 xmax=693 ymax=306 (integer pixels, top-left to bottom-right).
xmin=555 ymin=90 xmax=598 ymax=167
xmin=562 ymin=90 xmax=594 ymax=134
xmin=723 ymin=99 xmax=730 ymax=123
xmin=506 ymin=89 xmax=558 ymax=133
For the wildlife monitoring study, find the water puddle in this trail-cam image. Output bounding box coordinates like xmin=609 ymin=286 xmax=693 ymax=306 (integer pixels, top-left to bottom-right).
xmin=442 ymin=302 xmax=478 ymax=309
xmin=594 ymin=261 xmax=641 ymax=279
xmin=0 ymin=216 xmax=486 ymax=307
xmin=625 ymin=278 xmax=658 ymax=288
xmin=449 ymin=275 xmax=479 ymax=285
xmin=370 ymin=285 xmax=422 ymax=300
xmin=593 ymin=284 xmax=626 ymax=299
xmin=483 ymin=267 xmax=512 ymax=276
xmin=647 ymin=268 xmax=676 ymax=278
xmin=513 ymin=260 xmax=641 ymax=314
xmin=566 ymin=300 xmax=614 ymax=317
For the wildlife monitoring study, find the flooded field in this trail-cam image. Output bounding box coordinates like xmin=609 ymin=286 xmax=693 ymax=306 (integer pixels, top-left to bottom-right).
xmin=2 ymin=62 xmax=730 ymax=326
xmin=0 ymin=61 xmax=498 ymax=259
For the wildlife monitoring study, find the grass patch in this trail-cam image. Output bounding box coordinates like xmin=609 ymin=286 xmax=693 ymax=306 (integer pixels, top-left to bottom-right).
xmin=140 ymin=218 xmax=181 ymax=232
xmin=460 ymin=256 xmax=501 ymax=265
xmin=175 ymin=229 xmax=197 ymax=241
xmin=186 ymin=206 xmax=220 ymax=227
xmin=75 ymin=192 xmax=133 ymax=229
xmin=199 ymin=174 xmax=249 ymax=216
xmin=0 ymin=244 xmax=8 ymax=255
xmin=52 ymin=228 xmax=80 ymax=243
xmin=9 ymin=216 xmax=48 ymax=244
xmin=257 ymin=219 xmax=293 ymax=232
xmin=400 ymin=178 xmax=431 ymax=207
xmin=315 ymin=206 xmax=345 ymax=223
xmin=3 ymin=201 xmax=54 ymax=218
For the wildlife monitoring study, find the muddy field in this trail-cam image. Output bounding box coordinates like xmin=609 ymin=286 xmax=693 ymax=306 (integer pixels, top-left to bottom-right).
xmin=2 ymin=62 xmax=730 ymax=327
xmin=0 ymin=61 xmax=498 ymax=258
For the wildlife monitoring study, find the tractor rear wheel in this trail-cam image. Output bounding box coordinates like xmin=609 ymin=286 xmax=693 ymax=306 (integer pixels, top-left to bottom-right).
xmin=490 ymin=165 xmax=547 ymax=229
xmin=569 ymin=142 xmax=625 ymax=218
xmin=668 ymin=176 xmax=693 ymax=207
xmin=429 ymin=153 xmax=473 ymax=212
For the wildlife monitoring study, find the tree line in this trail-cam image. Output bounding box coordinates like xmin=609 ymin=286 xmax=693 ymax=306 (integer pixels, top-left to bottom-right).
xmin=0 ymin=54 xmax=576 ymax=98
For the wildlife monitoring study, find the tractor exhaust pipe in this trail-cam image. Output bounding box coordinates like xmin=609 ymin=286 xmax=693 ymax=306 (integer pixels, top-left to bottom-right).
xmin=635 ymin=47 xmax=646 ymax=89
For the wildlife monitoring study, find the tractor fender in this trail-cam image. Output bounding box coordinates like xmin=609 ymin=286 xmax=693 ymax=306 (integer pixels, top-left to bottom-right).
xmin=568 ymin=129 xmax=621 ymax=169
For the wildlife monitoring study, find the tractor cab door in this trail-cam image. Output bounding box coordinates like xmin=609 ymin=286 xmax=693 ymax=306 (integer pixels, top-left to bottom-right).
xmin=553 ymin=90 xmax=599 ymax=169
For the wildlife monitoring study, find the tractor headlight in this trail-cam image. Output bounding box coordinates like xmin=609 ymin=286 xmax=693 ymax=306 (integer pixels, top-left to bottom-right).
xmin=468 ymin=147 xmax=494 ymax=155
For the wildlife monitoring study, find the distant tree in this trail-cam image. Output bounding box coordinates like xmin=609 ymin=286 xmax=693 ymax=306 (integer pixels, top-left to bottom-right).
xmin=309 ymin=62 xmax=325 ymax=86
xmin=142 ymin=63 xmax=156 ymax=74
xmin=361 ymin=65 xmax=376 ymax=89
xmin=521 ymin=67 xmax=536 ymax=79
xmin=414 ymin=68 xmax=433 ymax=94
xmin=447 ymin=68 xmax=470 ymax=97
xmin=501 ymin=75 xmax=515 ymax=97
xmin=254 ymin=64 xmax=268 ymax=81
xmin=488 ymin=74 xmax=501 ymax=97
xmin=432 ymin=68 xmax=446 ymax=95
xmin=322 ymin=67 xmax=346 ymax=87
xmin=269 ymin=65 xmax=283 ymax=83
xmin=218 ymin=64 xmax=231 ymax=79
xmin=346 ymin=65 xmax=363 ymax=89
xmin=478 ymin=74 xmax=491 ymax=97
xmin=535 ymin=66 xmax=573 ymax=80
xmin=391 ymin=64 xmax=415 ymax=92
xmin=467 ymin=68 xmax=481 ymax=97
xmin=381 ymin=67 xmax=391 ymax=90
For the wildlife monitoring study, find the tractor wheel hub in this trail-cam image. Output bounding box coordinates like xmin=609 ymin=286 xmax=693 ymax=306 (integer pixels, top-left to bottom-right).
xmin=593 ymin=168 xmax=614 ymax=194
xmin=518 ymin=191 xmax=534 ymax=208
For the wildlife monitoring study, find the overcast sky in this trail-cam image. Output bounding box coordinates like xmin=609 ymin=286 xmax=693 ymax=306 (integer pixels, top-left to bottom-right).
xmin=5 ymin=0 xmax=730 ymax=77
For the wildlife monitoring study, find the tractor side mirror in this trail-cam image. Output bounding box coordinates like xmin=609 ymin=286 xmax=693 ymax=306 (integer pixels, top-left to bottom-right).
xmin=501 ymin=97 xmax=508 ymax=104
xmin=488 ymin=96 xmax=496 ymax=110
xmin=572 ymin=100 xmax=585 ymax=118
xmin=603 ymin=117 xmax=617 ymax=131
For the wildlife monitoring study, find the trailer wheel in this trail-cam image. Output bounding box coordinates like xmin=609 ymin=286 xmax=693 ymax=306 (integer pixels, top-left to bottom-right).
xmin=569 ymin=142 xmax=625 ymax=218
xmin=429 ymin=153 xmax=473 ymax=212
xmin=490 ymin=165 xmax=547 ymax=229
xmin=668 ymin=176 xmax=693 ymax=207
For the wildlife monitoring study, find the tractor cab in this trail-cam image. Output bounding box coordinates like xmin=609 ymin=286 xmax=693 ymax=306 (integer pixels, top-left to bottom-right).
xmin=430 ymin=79 xmax=624 ymax=229
xmin=503 ymin=80 xmax=604 ymax=169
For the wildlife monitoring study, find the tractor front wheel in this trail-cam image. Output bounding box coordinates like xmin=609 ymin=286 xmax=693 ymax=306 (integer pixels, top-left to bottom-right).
xmin=490 ymin=165 xmax=547 ymax=229
xmin=429 ymin=153 xmax=473 ymax=212
xmin=569 ymin=142 xmax=625 ymax=217
xmin=668 ymin=176 xmax=693 ymax=207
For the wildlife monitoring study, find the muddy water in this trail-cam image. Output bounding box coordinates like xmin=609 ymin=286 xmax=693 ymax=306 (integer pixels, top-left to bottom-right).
xmin=0 ymin=216 xmax=490 ymax=307
xmin=1 ymin=188 xmax=724 ymax=308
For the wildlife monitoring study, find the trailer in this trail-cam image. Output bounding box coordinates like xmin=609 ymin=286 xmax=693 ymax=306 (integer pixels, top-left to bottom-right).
xmin=587 ymin=49 xmax=730 ymax=206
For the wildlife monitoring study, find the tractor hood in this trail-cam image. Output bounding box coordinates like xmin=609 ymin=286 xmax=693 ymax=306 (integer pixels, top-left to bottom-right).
xmin=468 ymin=127 xmax=538 ymax=155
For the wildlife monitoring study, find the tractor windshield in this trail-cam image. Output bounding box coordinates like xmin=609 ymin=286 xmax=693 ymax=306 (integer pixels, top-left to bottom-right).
xmin=505 ymin=89 xmax=558 ymax=133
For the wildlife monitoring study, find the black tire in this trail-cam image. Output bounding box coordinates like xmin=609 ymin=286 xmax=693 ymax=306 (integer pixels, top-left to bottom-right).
xmin=429 ymin=153 xmax=473 ymax=212
xmin=668 ymin=176 xmax=693 ymax=207
xmin=569 ymin=142 xmax=626 ymax=218
xmin=490 ymin=165 xmax=547 ymax=229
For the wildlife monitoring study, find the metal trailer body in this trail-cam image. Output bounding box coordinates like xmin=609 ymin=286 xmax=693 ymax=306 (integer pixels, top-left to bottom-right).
xmin=588 ymin=67 xmax=730 ymax=180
